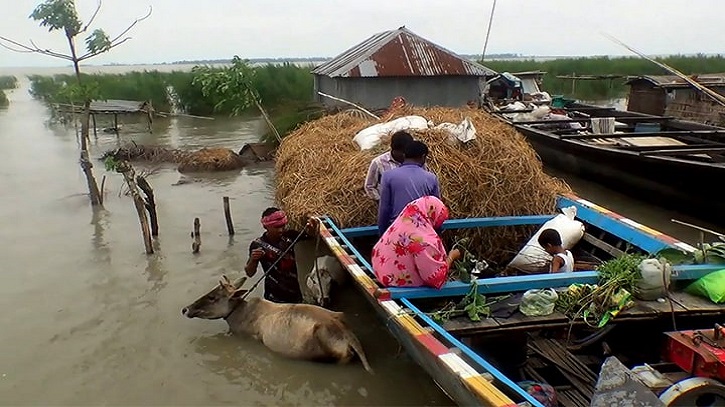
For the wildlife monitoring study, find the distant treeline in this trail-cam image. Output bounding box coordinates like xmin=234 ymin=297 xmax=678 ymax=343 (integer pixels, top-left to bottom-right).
xmin=27 ymin=63 xmax=314 ymax=116
xmin=0 ymin=75 xmax=17 ymax=107
xmin=482 ymin=54 xmax=725 ymax=99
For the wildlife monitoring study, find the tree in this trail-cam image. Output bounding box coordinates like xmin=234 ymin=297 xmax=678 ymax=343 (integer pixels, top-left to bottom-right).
xmin=193 ymin=56 xmax=282 ymax=143
xmin=0 ymin=0 xmax=151 ymax=206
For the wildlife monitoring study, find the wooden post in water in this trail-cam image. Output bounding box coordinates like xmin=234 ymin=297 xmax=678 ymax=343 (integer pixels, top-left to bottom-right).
xmin=137 ymin=175 xmax=159 ymax=237
xmin=91 ymin=113 xmax=97 ymax=138
xmin=191 ymin=218 xmax=201 ymax=253
xmin=223 ymin=196 xmax=235 ymax=235
xmin=116 ymin=161 xmax=153 ymax=254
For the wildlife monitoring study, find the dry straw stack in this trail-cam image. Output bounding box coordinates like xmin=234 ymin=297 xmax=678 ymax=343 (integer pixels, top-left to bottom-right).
xmin=275 ymin=106 xmax=572 ymax=264
xmin=104 ymin=145 xmax=245 ymax=173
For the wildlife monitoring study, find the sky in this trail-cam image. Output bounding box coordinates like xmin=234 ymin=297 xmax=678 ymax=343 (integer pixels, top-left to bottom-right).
xmin=0 ymin=0 xmax=723 ymax=68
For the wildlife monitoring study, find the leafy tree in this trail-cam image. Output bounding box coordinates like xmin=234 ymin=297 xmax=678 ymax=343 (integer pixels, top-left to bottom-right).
xmin=0 ymin=0 xmax=151 ymax=206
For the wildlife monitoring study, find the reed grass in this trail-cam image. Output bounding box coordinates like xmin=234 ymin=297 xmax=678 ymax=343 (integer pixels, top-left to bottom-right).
xmin=26 ymin=63 xmax=315 ymax=124
xmin=0 ymin=75 xmax=18 ymax=90
xmin=0 ymin=90 xmax=7 ymax=107
xmin=483 ymin=54 xmax=725 ymax=100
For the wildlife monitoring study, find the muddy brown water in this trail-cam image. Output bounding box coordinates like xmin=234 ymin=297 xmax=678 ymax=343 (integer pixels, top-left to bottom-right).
xmin=0 ymin=67 xmax=720 ymax=406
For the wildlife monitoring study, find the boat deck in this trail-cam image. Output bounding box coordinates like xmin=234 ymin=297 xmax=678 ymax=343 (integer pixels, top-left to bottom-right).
xmin=443 ymin=290 xmax=725 ymax=336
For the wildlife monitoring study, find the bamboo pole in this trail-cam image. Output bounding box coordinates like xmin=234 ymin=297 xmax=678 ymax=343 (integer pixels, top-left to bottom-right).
xmin=223 ymin=196 xmax=235 ymax=235
xmin=317 ymin=92 xmax=380 ymax=120
xmin=602 ymin=33 xmax=725 ymax=107
xmin=191 ymin=218 xmax=201 ymax=253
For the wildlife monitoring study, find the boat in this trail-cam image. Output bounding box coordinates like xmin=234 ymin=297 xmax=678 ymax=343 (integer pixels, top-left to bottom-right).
xmin=486 ymin=99 xmax=725 ymax=228
xmin=313 ymin=193 xmax=725 ymax=406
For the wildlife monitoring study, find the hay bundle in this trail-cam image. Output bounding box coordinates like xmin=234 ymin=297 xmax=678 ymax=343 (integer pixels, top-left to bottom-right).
xmin=177 ymin=147 xmax=245 ymax=173
xmin=275 ymin=106 xmax=572 ymax=264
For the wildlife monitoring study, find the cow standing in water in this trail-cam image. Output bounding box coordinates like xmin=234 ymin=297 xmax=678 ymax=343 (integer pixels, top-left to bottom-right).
xmin=182 ymin=275 xmax=373 ymax=374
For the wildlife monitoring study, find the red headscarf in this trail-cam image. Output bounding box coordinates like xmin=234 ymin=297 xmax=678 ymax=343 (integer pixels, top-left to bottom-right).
xmin=261 ymin=210 xmax=288 ymax=228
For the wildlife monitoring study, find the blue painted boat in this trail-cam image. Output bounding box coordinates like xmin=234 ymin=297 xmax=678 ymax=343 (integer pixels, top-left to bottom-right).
xmin=315 ymin=193 xmax=725 ymax=406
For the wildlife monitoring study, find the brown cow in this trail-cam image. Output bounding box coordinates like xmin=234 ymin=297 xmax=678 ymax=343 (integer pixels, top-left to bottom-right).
xmin=182 ymin=275 xmax=373 ymax=374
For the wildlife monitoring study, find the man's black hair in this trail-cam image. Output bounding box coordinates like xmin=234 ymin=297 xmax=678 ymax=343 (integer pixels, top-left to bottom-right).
xmin=390 ymin=131 xmax=414 ymax=151
xmin=262 ymin=207 xmax=280 ymax=217
xmin=404 ymin=140 xmax=429 ymax=160
xmin=538 ymin=228 xmax=563 ymax=247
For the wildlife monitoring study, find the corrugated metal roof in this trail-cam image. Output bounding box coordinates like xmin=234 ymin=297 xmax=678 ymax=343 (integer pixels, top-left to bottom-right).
xmin=312 ymin=27 xmax=496 ymax=78
xmin=625 ymin=74 xmax=725 ymax=88
xmin=88 ymin=99 xmax=151 ymax=113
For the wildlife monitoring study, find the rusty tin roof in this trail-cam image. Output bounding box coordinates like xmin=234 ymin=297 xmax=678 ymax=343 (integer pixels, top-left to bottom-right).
xmin=312 ymin=26 xmax=496 ymax=78
xmin=625 ymin=73 xmax=725 ymax=89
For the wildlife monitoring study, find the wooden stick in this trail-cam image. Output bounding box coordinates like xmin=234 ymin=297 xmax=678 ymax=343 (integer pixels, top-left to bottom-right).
xmin=317 ymin=92 xmax=380 ymax=120
xmin=137 ymin=175 xmax=159 ymax=237
xmin=602 ymin=32 xmax=725 ymax=107
xmin=117 ymin=162 xmax=153 ymax=254
xmin=192 ymin=217 xmax=201 ymax=253
xmin=223 ymin=196 xmax=235 ymax=235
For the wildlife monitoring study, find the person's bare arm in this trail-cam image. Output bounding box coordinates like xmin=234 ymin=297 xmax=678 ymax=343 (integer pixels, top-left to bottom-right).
xmin=550 ymin=255 xmax=564 ymax=273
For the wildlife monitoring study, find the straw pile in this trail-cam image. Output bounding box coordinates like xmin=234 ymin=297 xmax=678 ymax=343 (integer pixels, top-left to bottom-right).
xmin=102 ymin=144 xmax=246 ymax=173
xmin=177 ymin=148 xmax=245 ymax=173
xmin=275 ymin=106 xmax=572 ymax=264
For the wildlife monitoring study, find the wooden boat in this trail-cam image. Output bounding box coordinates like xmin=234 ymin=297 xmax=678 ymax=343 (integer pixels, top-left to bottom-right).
xmin=488 ymin=102 xmax=725 ymax=227
xmin=315 ymin=194 xmax=725 ymax=406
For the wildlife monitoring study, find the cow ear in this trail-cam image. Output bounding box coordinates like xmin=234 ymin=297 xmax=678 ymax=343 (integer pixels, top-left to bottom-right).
xmin=230 ymin=288 xmax=248 ymax=300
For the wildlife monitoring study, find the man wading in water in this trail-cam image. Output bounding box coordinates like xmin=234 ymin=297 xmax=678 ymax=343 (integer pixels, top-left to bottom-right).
xmin=245 ymin=207 xmax=319 ymax=303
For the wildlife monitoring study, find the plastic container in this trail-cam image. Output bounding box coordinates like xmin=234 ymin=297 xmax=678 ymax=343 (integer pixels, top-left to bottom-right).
xmin=634 ymin=122 xmax=662 ymax=133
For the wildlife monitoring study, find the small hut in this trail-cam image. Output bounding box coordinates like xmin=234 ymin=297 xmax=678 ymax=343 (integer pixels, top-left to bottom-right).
xmin=625 ymin=74 xmax=725 ymax=125
xmin=56 ymin=99 xmax=155 ymax=134
xmin=312 ymin=26 xmax=497 ymax=110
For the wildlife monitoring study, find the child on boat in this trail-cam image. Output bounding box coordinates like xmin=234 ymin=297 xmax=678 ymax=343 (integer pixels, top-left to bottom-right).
xmin=537 ymin=228 xmax=574 ymax=273
xmin=371 ymin=196 xmax=461 ymax=289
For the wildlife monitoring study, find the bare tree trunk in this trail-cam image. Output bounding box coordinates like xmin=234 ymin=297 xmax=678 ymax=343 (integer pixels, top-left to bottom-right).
xmin=68 ymin=35 xmax=102 ymax=206
xmin=137 ymin=175 xmax=159 ymax=237
xmin=117 ymin=161 xmax=153 ymax=254
xmin=191 ymin=218 xmax=201 ymax=253
xmin=223 ymin=196 xmax=234 ymax=235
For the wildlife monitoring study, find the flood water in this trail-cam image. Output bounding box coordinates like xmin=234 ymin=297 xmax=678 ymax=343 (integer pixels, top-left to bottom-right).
xmin=0 ymin=66 xmax=720 ymax=406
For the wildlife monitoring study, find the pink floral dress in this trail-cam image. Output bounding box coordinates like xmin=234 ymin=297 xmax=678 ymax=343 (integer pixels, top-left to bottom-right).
xmin=372 ymin=196 xmax=451 ymax=289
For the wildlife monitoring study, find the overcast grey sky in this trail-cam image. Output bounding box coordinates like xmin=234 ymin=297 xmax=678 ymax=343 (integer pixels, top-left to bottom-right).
xmin=0 ymin=0 xmax=722 ymax=67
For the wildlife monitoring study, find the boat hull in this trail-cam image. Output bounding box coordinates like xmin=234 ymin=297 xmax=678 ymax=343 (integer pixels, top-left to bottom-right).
xmin=514 ymin=124 xmax=725 ymax=227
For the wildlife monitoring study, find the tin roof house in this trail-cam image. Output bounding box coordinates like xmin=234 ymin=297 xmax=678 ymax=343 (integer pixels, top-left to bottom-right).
xmin=312 ymin=26 xmax=497 ymax=110
xmin=625 ymin=74 xmax=725 ymax=126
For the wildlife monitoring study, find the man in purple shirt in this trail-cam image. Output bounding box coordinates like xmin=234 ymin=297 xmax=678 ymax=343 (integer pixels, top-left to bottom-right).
xmin=377 ymin=140 xmax=440 ymax=235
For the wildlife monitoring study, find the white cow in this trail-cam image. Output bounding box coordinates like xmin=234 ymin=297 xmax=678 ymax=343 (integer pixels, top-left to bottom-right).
xmin=306 ymin=256 xmax=347 ymax=306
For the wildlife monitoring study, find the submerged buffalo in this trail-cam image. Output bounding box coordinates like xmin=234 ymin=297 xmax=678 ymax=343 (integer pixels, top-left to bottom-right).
xmin=182 ymin=275 xmax=373 ymax=374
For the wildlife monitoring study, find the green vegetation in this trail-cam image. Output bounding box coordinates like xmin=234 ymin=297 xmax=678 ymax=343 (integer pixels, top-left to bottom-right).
xmin=483 ymin=54 xmax=725 ymax=100
xmin=0 ymin=75 xmax=18 ymax=89
xmin=27 ymin=60 xmax=316 ymax=127
xmin=0 ymin=90 xmax=7 ymax=107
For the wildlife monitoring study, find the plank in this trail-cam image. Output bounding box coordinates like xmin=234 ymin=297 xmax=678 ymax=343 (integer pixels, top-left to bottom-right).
xmin=619 ymin=297 xmax=687 ymax=317
xmin=640 ymin=146 xmax=725 ymax=156
xmin=560 ymin=130 xmax=725 ymax=140
xmin=442 ymin=316 xmax=501 ymax=335
xmin=494 ymin=310 xmax=570 ymax=329
xmin=581 ymin=232 xmax=625 ymax=257
xmin=667 ymin=291 xmax=725 ymax=312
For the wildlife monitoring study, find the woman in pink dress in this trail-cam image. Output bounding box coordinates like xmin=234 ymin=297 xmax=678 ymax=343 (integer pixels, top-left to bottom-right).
xmin=371 ymin=196 xmax=461 ymax=289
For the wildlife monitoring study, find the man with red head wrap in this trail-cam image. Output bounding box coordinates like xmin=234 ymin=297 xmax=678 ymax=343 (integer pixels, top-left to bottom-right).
xmin=245 ymin=207 xmax=319 ymax=303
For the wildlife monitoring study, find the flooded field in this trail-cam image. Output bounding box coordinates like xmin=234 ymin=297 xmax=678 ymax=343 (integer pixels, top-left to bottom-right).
xmin=0 ymin=66 xmax=718 ymax=406
xmin=0 ymin=77 xmax=453 ymax=406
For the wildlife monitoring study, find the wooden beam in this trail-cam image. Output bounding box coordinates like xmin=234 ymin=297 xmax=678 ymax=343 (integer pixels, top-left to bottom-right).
xmin=640 ymin=146 xmax=725 ymax=156
xmin=560 ymin=130 xmax=725 ymax=140
xmin=581 ymin=232 xmax=625 ymax=257
xmin=514 ymin=116 xmax=674 ymax=126
xmin=620 ymin=143 xmax=725 ymax=152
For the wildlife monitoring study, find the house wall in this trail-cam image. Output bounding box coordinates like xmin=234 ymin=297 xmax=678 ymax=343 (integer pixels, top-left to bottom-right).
xmin=664 ymin=87 xmax=725 ymax=126
xmin=314 ymin=75 xmax=482 ymax=110
xmin=626 ymin=82 xmax=666 ymax=116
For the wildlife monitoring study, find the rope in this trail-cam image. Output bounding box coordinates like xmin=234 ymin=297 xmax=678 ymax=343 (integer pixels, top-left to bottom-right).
xmin=313 ymin=230 xmax=325 ymax=304
xmin=240 ymin=228 xmax=308 ymax=301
